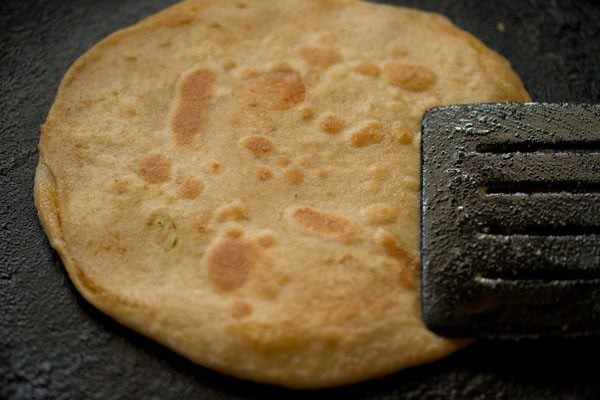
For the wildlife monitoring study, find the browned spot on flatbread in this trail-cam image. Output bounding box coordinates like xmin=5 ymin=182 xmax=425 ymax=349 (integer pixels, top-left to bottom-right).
xmin=75 ymin=266 xmax=144 ymax=309
xmin=299 ymin=106 xmax=314 ymax=120
xmin=257 ymin=165 xmax=273 ymax=180
xmin=180 ymin=176 xmax=203 ymax=199
xmin=74 ymin=266 xmax=103 ymax=295
xmin=354 ymin=62 xmax=380 ymax=76
xmin=263 ymin=71 xmax=306 ymax=109
xmin=244 ymin=70 xmax=306 ymax=110
xmin=171 ymin=69 xmax=215 ymax=145
xmin=241 ymin=67 xmax=258 ymax=80
xmin=316 ymin=169 xmax=329 ymax=179
xmin=137 ymin=153 xmax=171 ymax=184
xmin=375 ymin=229 xmax=418 ymax=289
xmin=384 ymin=63 xmax=437 ymax=92
xmin=403 ymin=176 xmax=420 ymax=192
xmin=319 ymin=113 xmax=344 ymax=134
xmin=291 ymin=206 xmax=356 ymax=242
xmin=256 ymin=165 xmax=273 ymax=181
xmin=157 ymin=9 xmax=195 ymax=27
xmin=368 ymin=180 xmax=381 ymax=194
xmin=257 ymin=232 xmax=276 ymax=247
xmin=299 ymin=46 xmax=341 ymax=68
xmin=216 ymin=200 xmax=248 ymax=222
xmin=361 ymin=203 xmax=398 ymax=225
xmin=113 ymin=178 xmax=131 ymax=194
xmin=229 ymin=321 xmax=309 ymax=354
xmin=271 ymin=62 xmax=293 ymax=73
xmin=225 ymin=227 xmax=244 ymax=238
xmin=296 ymin=154 xmax=312 ymax=167
xmin=204 ymin=161 xmax=222 ymax=174
xmin=221 ymin=58 xmax=236 ymax=70
xmin=283 ymin=168 xmax=303 ymax=184
xmin=257 ymin=282 xmax=281 ymax=299
xmin=349 ymin=121 xmax=383 ymax=147
xmin=206 ymin=237 xmax=259 ymax=292
xmin=276 ymin=156 xmax=291 ymax=167
xmin=243 ymin=135 xmax=274 ymax=157
xmin=369 ymin=165 xmax=387 ymax=179
xmin=231 ymin=300 xmax=253 ymax=318
xmin=395 ymin=125 xmax=413 ymax=144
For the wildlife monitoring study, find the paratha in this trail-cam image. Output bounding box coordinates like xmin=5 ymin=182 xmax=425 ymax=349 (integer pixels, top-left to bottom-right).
xmin=35 ymin=0 xmax=530 ymax=388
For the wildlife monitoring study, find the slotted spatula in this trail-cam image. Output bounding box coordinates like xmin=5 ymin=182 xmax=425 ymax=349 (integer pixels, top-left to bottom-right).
xmin=420 ymin=103 xmax=600 ymax=339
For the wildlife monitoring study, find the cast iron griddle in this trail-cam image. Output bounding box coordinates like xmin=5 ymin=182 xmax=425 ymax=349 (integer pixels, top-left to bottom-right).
xmin=1 ymin=0 xmax=599 ymax=399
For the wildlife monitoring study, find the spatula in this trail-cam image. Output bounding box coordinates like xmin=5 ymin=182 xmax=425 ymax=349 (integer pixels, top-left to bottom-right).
xmin=420 ymin=103 xmax=600 ymax=339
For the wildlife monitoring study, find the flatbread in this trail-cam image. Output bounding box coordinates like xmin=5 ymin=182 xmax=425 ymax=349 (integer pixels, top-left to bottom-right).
xmin=35 ymin=0 xmax=530 ymax=388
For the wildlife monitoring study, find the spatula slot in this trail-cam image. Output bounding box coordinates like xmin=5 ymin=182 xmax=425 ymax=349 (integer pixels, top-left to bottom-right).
xmin=463 ymin=152 xmax=600 ymax=188
xmin=470 ymin=192 xmax=600 ymax=229
xmin=473 ymin=271 xmax=600 ymax=290
xmin=472 ymin=233 xmax=600 ymax=278
xmin=478 ymin=225 xmax=600 ymax=236
xmin=475 ymin=141 xmax=600 ymax=154
xmin=476 ymin=275 xmax=600 ymax=284
xmin=481 ymin=181 xmax=600 ymax=194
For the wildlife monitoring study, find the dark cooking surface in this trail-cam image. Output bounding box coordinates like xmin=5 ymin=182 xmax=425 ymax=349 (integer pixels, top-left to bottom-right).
xmin=1 ymin=0 xmax=599 ymax=399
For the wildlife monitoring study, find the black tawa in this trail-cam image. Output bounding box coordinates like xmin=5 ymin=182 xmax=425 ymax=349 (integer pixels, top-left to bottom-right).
xmin=2 ymin=1 xmax=600 ymax=399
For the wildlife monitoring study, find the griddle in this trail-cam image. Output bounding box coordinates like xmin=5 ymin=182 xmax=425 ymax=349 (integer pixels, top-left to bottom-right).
xmin=1 ymin=0 xmax=599 ymax=399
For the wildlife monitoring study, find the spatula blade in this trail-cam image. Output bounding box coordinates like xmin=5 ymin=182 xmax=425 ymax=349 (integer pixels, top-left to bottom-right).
xmin=420 ymin=103 xmax=600 ymax=339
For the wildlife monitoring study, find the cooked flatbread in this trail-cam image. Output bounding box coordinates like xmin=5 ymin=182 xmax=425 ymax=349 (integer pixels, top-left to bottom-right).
xmin=35 ymin=0 xmax=529 ymax=388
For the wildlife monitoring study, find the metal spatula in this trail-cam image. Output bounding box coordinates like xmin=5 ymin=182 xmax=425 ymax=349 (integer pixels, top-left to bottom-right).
xmin=420 ymin=103 xmax=600 ymax=339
